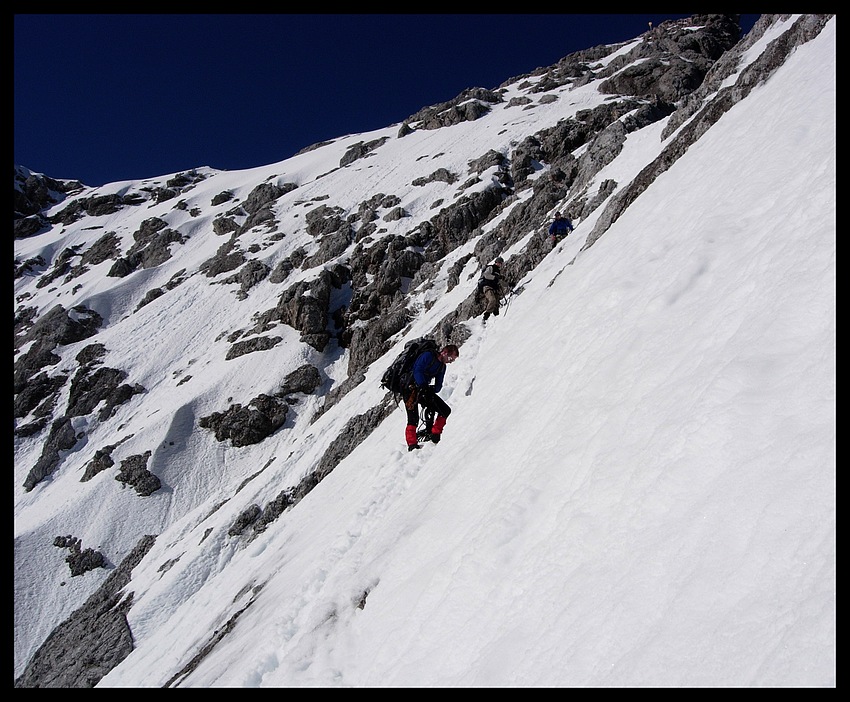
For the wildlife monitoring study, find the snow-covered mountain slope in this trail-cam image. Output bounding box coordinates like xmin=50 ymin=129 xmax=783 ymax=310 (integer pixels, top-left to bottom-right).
xmin=14 ymin=15 xmax=835 ymax=687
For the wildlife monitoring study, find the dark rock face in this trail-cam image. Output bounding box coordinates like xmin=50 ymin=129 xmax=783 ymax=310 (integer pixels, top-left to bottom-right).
xmin=14 ymin=371 xmax=67 ymax=421
xmin=53 ymin=536 xmax=107 ymax=576
xmin=49 ymin=192 xmax=147 ymax=227
xmin=280 ymin=364 xmax=323 ymax=395
xmin=199 ymin=394 xmax=289 ymax=447
xmin=228 ymin=504 xmax=262 ymax=536
xmin=225 ymin=334 xmax=282 ymax=360
xmin=23 ymin=417 xmax=78 ymax=492
xmin=14 ymin=166 xmax=84 ymax=222
xmin=198 ymin=235 xmax=246 ymax=278
xmin=14 ymin=535 xmax=156 ymax=688
xmin=596 ymin=15 xmax=742 ymax=102
xmin=14 ymin=215 xmax=50 ymax=239
xmin=268 ymin=270 xmax=338 ymax=352
xmin=236 ymin=181 xmax=297 ymax=236
xmin=403 ymin=87 xmax=502 ymax=130
xmin=67 ymin=366 xmax=144 ymax=420
xmin=107 ymin=218 xmax=187 ymax=277
xmin=81 ymin=231 xmax=122 ymax=267
xmin=340 ymin=137 xmax=390 ymax=167
xmin=224 ymin=259 xmax=270 ymax=299
xmin=15 ymin=306 xmax=145 ymax=491
xmin=81 ymin=447 xmax=116 ymax=482
xmin=115 ymin=451 xmax=161 ymax=496
xmin=15 ymin=304 xmax=102 ymax=355
xmin=22 ymin=350 xmax=146 ymax=490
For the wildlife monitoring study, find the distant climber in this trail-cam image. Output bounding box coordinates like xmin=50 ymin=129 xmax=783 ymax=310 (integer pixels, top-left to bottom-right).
xmin=403 ymin=343 xmax=459 ymax=451
xmin=477 ymin=257 xmax=506 ymax=322
xmin=548 ymin=212 xmax=574 ymax=249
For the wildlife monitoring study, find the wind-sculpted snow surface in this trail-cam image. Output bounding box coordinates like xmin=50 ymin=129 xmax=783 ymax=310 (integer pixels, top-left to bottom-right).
xmin=14 ymin=15 xmax=834 ymax=687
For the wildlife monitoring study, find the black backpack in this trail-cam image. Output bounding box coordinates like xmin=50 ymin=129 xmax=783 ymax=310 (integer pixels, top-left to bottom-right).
xmin=381 ymin=338 xmax=438 ymax=394
xmin=477 ymin=264 xmax=500 ymax=295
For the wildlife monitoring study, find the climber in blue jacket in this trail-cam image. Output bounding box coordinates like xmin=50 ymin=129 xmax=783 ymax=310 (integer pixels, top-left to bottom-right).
xmin=548 ymin=212 xmax=574 ymax=249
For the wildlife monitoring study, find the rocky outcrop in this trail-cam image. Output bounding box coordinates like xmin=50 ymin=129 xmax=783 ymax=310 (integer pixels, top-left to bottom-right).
xmin=597 ymin=14 xmax=742 ymax=102
xmin=198 ymin=235 xmax=247 ymax=278
xmin=22 ymin=354 xmax=147 ymax=491
xmin=252 ymin=265 xmax=350 ymax=352
xmin=340 ymin=137 xmax=390 ymax=167
xmin=583 ymin=14 xmax=833 ymax=251
xmin=403 ymin=87 xmax=503 ymax=130
xmin=225 ymin=334 xmax=282 ymax=360
xmin=49 ymin=192 xmax=147 ymax=227
xmin=14 ymin=535 xmax=156 ymax=688
xmin=54 ymin=535 xmax=107 ymax=577
xmin=219 ymin=259 xmax=271 ymax=299
xmin=107 ymin=217 xmax=187 ymax=277
xmin=236 ymin=181 xmax=297 ymax=235
xmin=115 ymin=451 xmax=161 ymax=496
xmin=279 ymin=364 xmax=323 ymax=396
xmin=199 ymin=393 xmax=289 ymax=447
xmin=14 ymin=166 xmax=84 ymax=223
xmin=18 ymin=334 xmax=146 ymax=491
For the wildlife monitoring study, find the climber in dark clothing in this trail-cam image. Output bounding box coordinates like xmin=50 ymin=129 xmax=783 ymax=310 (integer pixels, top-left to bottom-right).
xmin=404 ymin=344 xmax=459 ymax=451
xmin=548 ymin=212 xmax=574 ymax=249
xmin=478 ymin=257 xmax=505 ymax=322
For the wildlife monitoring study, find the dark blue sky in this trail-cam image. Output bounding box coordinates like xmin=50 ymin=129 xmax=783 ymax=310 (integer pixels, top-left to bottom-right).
xmin=15 ymin=14 xmax=759 ymax=187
